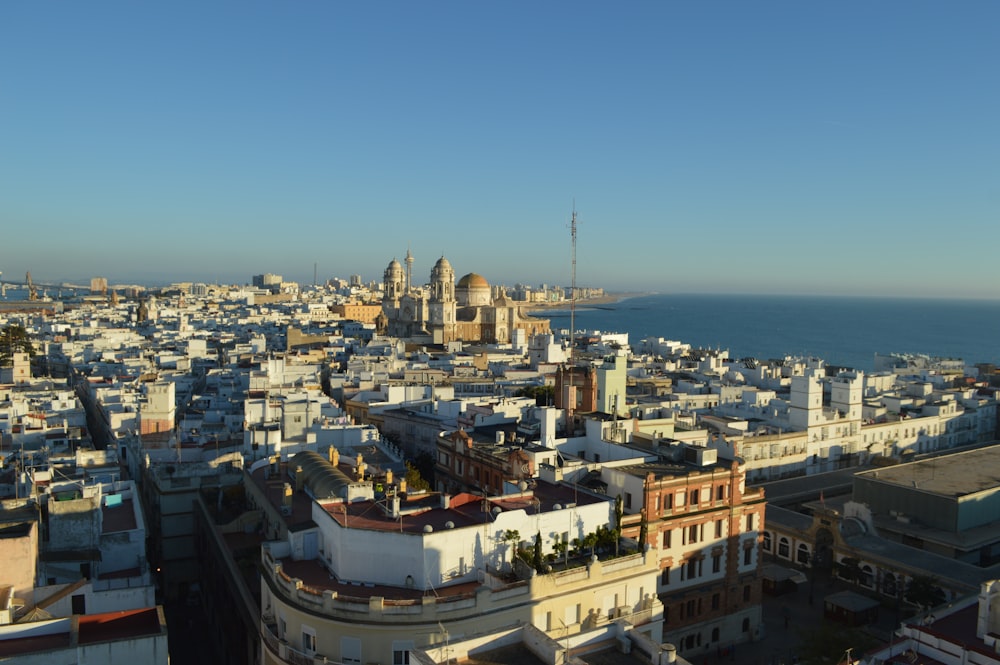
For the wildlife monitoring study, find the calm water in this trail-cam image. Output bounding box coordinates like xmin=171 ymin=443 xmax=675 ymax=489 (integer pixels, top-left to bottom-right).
xmin=547 ymin=293 xmax=1000 ymax=372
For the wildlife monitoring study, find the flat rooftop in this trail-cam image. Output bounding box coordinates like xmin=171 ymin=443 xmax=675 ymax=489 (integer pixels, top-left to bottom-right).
xmin=321 ymin=481 xmax=607 ymax=534
xmin=855 ymin=444 xmax=1000 ymax=498
xmin=102 ymin=498 xmax=138 ymax=533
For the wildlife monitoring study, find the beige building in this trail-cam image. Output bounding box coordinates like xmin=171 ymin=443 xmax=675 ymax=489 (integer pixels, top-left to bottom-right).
xmin=250 ymin=454 xmax=663 ymax=665
xmin=381 ymin=253 xmax=550 ymax=345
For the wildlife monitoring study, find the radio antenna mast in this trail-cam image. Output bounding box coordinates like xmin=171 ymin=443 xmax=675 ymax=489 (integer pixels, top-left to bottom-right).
xmin=568 ymin=205 xmax=578 ymax=360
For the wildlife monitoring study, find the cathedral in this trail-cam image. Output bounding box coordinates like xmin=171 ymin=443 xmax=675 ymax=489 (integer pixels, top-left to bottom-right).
xmin=378 ymin=251 xmax=551 ymax=345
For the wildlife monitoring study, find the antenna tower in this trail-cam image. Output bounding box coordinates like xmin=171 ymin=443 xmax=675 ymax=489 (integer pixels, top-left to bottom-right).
xmin=569 ymin=206 xmax=577 ymax=359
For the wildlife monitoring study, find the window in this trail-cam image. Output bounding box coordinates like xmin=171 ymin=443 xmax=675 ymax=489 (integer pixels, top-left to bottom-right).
xmin=745 ymin=513 xmax=755 ymax=532
xmin=392 ymin=641 xmax=415 ymax=665
xmin=743 ymin=585 xmax=751 ymax=601
xmin=742 ymin=617 xmax=750 ymax=632
xmin=690 ymin=489 xmax=699 ymax=505
xmin=762 ymin=532 xmax=772 ymax=551
xmin=302 ymin=628 xmax=317 ymax=655
xmin=686 ymin=559 xmax=698 ymax=579
xmin=625 ymin=492 xmax=632 ymax=509
xmin=686 ymin=599 xmax=696 ymax=616
xmin=661 ymin=567 xmax=670 ymax=586
xmin=664 ymin=493 xmax=673 ymax=510
xmin=712 ymin=553 xmax=721 ymax=573
xmin=688 ymin=524 xmax=699 ymax=544
xmin=778 ymin=537 xmax=790 ymax=558
xmin=715 ymin=519 xmax=724 ymax=539
xmin=716 ymin=485 xmax=725 ymax=501
xmin=71 ymin=594 xmax=86 ymax=614
xmin=712 ymin=627 xmax=720 ymax=642
xmin=711 ymin=594 xmax=720 ymax=611
xmin=662 ymin=529 xmax=671 ymax=549
xmin=744 ymin=547 xmax=752 ymax=565
xmin=797 ymin=544 xmax=810 ymax=564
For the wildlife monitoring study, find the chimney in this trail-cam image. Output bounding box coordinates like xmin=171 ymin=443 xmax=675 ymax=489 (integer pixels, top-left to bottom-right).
xmin=399 ymin=478 xmax=407 ymax=495
xmin=385 ymin=469 xmax=393 ymax=485
xmin=332 ymin=447 xmax=340 ymax=467
xmin=357 ymin=462 xmax=367 ymax=481
xmin=283 ymin=483 xmax=293 ymax=507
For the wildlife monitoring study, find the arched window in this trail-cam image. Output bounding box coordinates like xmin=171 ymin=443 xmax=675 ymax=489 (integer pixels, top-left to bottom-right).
xmin=778 ymin=537 xmax=790 ymax=558
xmin=883 ymin=573 xmax=897 ymax=597
xmin=762 ymin=532 xmax=772 ymax=551
xmin=861 ymin=565 xmax=874 ymax=588
xmin=797 ymin=543 xmax=810 ymax=564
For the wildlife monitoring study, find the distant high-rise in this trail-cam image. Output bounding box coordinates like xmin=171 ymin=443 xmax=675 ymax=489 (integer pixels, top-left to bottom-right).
xmin=90 ymin=276 xmax=108 ymax=295
xmin=252 ymin=273 xmax=283 ymax=294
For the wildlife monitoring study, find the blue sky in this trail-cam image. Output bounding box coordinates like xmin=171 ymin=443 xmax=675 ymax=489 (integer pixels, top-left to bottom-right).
xmin=2 ymin=2 xmax=998 ymax=298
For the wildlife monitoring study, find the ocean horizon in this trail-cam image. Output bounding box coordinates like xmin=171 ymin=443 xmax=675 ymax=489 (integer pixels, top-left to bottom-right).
xmin=544 ymin=292 xmax=1000 ymax=373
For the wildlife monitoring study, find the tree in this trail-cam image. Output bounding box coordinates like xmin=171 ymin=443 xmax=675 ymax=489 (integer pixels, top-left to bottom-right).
xmin=412 ymin=452 xmax=436 ymax=487
xmin=0 ymin=324 xmax=35 ymax=365
xmin=502 ymin=529 xmax=521 ymax=566
xmin=582 ymin=532 xmax=599 ymax=558
xmin=552 ymin=536 xmax=568 ymax=566
xmin=404 ymin=462 xmax=430 ymax=491
xmin=905 ymin=575 xmax=945 ymax=611
xmin=515 ymin=385 xmax=555 ymax=407
xmin=533 ymin=531 xmax=543 ymax=572
xmin=638 ymin=510 xmax=649 ymax=552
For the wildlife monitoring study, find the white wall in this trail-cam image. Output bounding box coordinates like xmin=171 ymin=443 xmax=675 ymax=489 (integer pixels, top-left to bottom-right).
xmin=309 ymin=496 xmax=614 ymax=590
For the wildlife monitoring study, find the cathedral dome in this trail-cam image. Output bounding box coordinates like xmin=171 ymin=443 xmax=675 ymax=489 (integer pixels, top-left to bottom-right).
xmin=456 ymin=273 xmax=489 ymax=290
xmin=456 ymin=272 xmax=491 ymax=307
xmin=432 ymin=256 xmax=453 ymax=273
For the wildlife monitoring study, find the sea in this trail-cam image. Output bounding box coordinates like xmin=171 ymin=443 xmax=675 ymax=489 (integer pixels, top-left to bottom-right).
xmin=545 ymin=293 xmax=1000 ymax=373
xmin=4 ymin=286 xmax=998 ymax=373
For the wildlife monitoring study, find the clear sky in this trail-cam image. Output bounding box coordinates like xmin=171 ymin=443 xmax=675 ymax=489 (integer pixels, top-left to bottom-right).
xmin=2 ymin=2 xmax=997 ymax=298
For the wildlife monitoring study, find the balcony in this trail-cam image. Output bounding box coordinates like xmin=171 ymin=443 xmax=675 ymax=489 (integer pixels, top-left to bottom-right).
xmin=262 ymin=620 xmax=340 ymax=665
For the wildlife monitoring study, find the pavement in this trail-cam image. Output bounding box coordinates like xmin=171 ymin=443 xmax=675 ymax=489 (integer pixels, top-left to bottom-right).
xmin=695 ymin=559 xmax=903 ymax=665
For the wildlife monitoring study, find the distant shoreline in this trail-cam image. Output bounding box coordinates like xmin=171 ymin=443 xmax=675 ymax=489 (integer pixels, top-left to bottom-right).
xmin=524 ymin=292 xmax=650 ymax=314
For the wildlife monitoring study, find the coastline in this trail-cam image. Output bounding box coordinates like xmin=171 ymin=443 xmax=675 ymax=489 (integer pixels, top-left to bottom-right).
xmin=524 ymin=292 xmax=651 ymax=314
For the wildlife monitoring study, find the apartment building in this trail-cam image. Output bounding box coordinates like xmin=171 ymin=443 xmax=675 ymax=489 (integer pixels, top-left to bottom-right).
xmin=605 ymin=444 xmax=766 ymax=652
xmin=249 ymin=452 xmax=663 ymax=665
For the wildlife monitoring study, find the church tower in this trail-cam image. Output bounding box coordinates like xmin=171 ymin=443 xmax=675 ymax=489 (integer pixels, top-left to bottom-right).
xmin=428 ymin=256 xmax=456 ymax=343
xmin=384 ymin=259 xmax=404 ymax=301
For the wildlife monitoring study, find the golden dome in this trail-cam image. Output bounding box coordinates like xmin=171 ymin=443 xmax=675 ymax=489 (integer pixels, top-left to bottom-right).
xmin=456 ymin=273 xmax=489 ymax=289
